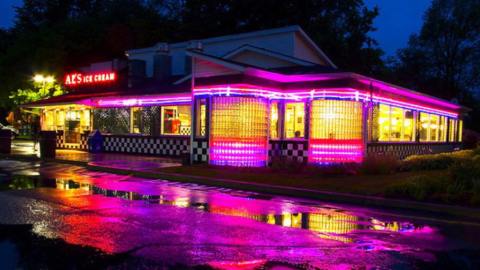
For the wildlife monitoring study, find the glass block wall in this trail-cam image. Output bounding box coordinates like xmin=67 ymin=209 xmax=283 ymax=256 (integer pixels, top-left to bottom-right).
xmin=309 ymin=100 xmax=363 ymax=163
xmin=209 ymin=96 xmax=269 ymax=167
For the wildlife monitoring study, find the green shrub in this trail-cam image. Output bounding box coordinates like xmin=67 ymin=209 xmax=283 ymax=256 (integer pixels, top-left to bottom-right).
xmin=360 ymin=154 xmax=399 ymax=175
xmin=400 ymin=150 xmax=473 ymax=171
xmin=385 ymin=174 xmax=448 ymax=201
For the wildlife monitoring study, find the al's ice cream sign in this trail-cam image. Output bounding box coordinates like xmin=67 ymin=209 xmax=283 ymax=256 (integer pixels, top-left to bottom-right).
xmin=64 ymin=72 xmax=116 ymax=86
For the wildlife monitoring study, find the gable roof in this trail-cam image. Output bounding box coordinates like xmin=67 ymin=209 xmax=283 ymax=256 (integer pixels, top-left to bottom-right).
xmin=126 ymin=25 xmax=336 ymax=68
xmin=222 ymin=44 xmax=317 ymax=66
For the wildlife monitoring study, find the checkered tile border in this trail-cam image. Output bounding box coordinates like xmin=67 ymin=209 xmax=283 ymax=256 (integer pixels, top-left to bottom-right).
xmin=103 ymin=135 xmax=190 ymax=156
xmin=367 ymin=143 xmax=460 ymax=159
xmin=268 ymin=140 xmax=309 ymax=165
xmin=192 ymin=139 xmax=208 ymax=163
xmin=55 ymin=131 xmax=88 ymax=151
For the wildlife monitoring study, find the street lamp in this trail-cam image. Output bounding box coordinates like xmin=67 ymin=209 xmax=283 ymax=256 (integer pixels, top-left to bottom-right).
xmin=33 ymin=74 xmax=56 ymax=95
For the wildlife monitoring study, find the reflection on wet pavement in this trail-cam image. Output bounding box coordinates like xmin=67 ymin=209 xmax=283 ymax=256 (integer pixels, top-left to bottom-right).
xmin=0 ymin=159 xmax=479 ymax=269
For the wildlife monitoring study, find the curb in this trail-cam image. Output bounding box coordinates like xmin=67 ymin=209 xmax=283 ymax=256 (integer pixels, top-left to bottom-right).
xmin=2 ymin=153 xmax=480 ymax=223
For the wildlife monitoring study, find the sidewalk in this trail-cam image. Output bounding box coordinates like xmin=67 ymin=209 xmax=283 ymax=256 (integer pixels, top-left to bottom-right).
xmin=10 ymin=139 xmax=182 ymax=171
xmin=5 ymin=140 xmax=480 ymax=223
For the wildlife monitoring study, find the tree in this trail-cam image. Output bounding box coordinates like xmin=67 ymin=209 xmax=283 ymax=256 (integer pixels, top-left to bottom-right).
xmin=394 ymin=0 xmax=480 ymax=100
xmin=9 ymin=78 xmax=65 ymax=105
xmin=393 ymin=0 xmax=480 ymax=130
xmin=176 ymin=0 xmax=384 ymax=75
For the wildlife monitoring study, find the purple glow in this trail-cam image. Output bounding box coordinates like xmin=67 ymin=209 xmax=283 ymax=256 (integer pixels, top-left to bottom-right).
xmin=194 ymin=86 xmax=458 ymax=118
xmin=81 ymin=94 xmax=192 ymax=107
xmin=242 ymin=69 xmax=461 ymax=111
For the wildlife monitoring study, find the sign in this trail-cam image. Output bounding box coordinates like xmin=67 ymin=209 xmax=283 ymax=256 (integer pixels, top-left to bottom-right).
xmin=64 ymin=72 xmax=116 ymax=86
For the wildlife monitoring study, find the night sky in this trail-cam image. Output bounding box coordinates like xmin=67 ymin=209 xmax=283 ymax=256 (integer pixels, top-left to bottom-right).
xmin=0 ymin=0 xmax=431 ymax=57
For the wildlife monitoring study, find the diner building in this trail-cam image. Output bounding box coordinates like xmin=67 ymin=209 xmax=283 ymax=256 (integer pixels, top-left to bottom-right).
xmin=25 ymin=26 xmax=464 ymax=167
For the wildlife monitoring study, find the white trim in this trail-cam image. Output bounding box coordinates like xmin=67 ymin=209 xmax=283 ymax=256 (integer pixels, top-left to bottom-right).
xmin=222 ymin=44 xmax=316 ymax=66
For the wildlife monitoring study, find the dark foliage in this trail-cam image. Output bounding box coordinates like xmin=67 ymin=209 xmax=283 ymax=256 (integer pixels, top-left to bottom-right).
xmin=0 ymin=0 xmax=383 ymax=108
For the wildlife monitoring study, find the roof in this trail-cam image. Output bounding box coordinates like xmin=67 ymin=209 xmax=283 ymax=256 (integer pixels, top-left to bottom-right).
xmin=126 ymin=25 xmax=336 ymax=68
xmin=222 ymin=44 xmax=318 ymax=66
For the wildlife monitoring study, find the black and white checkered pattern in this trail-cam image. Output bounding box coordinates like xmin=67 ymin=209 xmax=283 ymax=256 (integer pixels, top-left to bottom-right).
xmin=103 ymin=135 xmax=189 ymax=156
xmin=192 ymin=139 xmax=209 ymax=163
xmin=268 ymin=140 xmax=309 ymax=164
xmin=55 ymin=130 xmax=89 ymax=151
xmin=367 ymin=143 xmax=460 ymax=159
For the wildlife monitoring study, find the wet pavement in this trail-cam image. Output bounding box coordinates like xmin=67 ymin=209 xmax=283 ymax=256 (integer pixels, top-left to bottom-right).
xmin=1 ymin=159 xmax=480 ymax=269
xmin=10 ymin=139 xmax=181 ymax=170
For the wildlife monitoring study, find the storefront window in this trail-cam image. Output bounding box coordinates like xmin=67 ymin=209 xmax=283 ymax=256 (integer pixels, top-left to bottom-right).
xmin=195 ymin=99 xmax=206 ymax=137
xmin=131 ymin=107 xmax=142 ymax=134
xmin=419 ymin=112 xmax=445 ymax=142
xmin=161 ymin=105 xmax=191 ymax=135
xmin=429 ymin=114 xmax=440 ymax=141
xmin=284 ymin=102 xmax=304 ymax=139
xmin=459 ymin=120 xmax=463 ymax=142
xmin=270 ymin=101 xmax=279 ymax=139
xmin=448 ymin=119 xmax=456 ymax=142
xmin=378 ymin=104 xmax=414 ymax=142
xmin=439 ymin=116 xmax=447 ymax=142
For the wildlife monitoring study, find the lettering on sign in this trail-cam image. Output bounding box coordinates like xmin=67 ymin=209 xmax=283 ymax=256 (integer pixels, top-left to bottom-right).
xmin=64 ymin=72 xmax=116 ymax=86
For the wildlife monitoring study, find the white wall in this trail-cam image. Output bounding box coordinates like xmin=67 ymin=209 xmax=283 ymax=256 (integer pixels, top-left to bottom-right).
xmin=127 ymin=28 xmax=328 ymax=77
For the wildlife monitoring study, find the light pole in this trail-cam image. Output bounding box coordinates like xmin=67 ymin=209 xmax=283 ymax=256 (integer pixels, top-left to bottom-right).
xmin=33 ymin=74 xmax=55 ymax=95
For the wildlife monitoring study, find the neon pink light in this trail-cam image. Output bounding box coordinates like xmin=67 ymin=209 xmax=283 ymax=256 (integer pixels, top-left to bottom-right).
xmin=243 ymin=69 xmax=461 ymax=111
xmin=82 ymin=94 xmax=192 ymax=107
xmin=194 ymin=87 xmax=458 ymax=118
xmin=209 ymin=140 xmax=268 ymax=167
xmin=309 ymin=139 xmax=364 ymax=164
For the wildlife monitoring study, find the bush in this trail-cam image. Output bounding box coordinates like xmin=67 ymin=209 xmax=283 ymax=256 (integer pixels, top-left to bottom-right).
xmin=399 ymin=150 xmax=473 ymax=171
xmin=385 ymin=174 xmax=448 ymax=201
xmin=360 ymin=154 xmax=399 ymax=175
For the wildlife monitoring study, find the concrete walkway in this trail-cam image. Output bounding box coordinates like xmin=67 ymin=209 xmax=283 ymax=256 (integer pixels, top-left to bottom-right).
xmin=11 ymin=139 xmax=182 ymax=171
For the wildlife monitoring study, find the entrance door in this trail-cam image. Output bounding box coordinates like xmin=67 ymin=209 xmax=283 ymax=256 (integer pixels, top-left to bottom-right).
xmin=65 ymin=110 xmax=81 ymax=144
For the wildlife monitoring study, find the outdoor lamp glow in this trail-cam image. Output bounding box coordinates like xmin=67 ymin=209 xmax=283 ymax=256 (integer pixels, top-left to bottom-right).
xmin=45 ymin=76 xmax=55 ymax=83
xmin=33 ymin=74 xmax=55 ymax=83
xmin=33 ymin=74 xmax=45 ymax=83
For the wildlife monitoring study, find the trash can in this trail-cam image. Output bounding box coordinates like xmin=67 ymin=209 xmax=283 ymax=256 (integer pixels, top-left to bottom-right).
xmin=88 ymin=130 xmax=104 ymax=153
xmin=0 ymin=129 xmax=12 ymax=154
xmin=181 ymin=151 xmax=191 ymax=165
xmin=39 ymin=131 xmax=56 ymax=159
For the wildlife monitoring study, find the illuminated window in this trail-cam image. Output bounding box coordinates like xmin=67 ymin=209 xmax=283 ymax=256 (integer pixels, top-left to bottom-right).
xmin=284 ymin=102 xmax=304 ymax=138
xmin=161 ymin=105 xmax=191 ymax=135
xmin=378 ymin=104 xmax=414 ymax=142
xmin=195 ymin=98 xmax=207 ymax=137
xmin=439 ymin=116 xmax=447 ymax=142
xmin=459 ymin=120 xmax=463 ymax=142
xmin=270 ymin=101 xmax=279 ymax=139
xmin=378 ymin=104 xmax=390 ymax=141
xmin=449 ymin=119 xmax=457 ymax=142
xmin=419 ymin=112 xmax=445 ymax=142
xmin=43 ymin=110 xmax=55 ymax=130
xmin=131 ymin=107 xmax=142 ymax=133
xmin=429 ymin=114 xmax=440 ymax=141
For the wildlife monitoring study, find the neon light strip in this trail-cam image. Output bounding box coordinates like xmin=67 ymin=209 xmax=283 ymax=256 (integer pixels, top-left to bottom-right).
xmin=309 ymin=139 xmax=364 ymax=164
xmin=83 ymin=94 xmax=192 ymax=107
xmin=194 ymin=87 xmax=458 ymax=118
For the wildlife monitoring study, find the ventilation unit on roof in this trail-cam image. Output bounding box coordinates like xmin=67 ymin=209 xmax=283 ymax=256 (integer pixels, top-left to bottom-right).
xmin=188 ymin=40 xmax=203 ymax=51
xmin=156 ymin=42 xmax=169 ymax=53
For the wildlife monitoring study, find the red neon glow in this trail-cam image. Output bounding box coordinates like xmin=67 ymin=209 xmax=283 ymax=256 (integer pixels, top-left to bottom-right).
xmin=64 ymin=72 xmax=116 ymax=86
xmin=81 ymin=93 xmax=192 ymax=107
xmin=309 ymin=139 xmax=364 ymax=163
